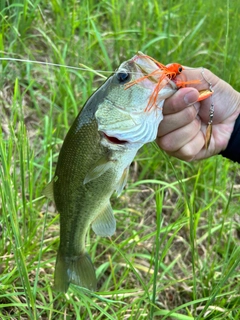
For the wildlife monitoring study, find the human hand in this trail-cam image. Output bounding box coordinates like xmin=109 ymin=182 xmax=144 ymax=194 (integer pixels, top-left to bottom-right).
xmin=157 ymin=68 xmax=240 ymax=161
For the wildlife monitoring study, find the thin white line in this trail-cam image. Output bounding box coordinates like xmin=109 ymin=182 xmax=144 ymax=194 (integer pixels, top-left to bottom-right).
xmin=0 ymin=57 xmax=113 ymax=73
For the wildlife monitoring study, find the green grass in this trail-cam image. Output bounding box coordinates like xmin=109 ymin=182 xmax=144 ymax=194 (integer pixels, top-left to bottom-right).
xmin=0 ymin=0 xmax=240 ymax=319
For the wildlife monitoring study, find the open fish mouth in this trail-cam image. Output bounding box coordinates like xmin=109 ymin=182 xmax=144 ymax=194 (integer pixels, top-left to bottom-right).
xmin=130 ymin=51 xmax=160 ymax=73
xmin=103 ymin=132 xmax=128 ymax=145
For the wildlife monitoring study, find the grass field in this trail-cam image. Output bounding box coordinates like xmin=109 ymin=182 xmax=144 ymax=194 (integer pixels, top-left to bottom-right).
xmin=0 ymin=0 xmax=240 ymax=319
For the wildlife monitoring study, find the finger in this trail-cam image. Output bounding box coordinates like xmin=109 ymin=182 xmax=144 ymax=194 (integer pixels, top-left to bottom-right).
xmin=163 ymin=87 xmax=199 ymax=115
xmin=157 ymin=118 xmax=201 ymax=152
xmin=165 ymin=130 xmax=206 ymax=161
xmin=158 ymin=103 xmax=200 ymax=136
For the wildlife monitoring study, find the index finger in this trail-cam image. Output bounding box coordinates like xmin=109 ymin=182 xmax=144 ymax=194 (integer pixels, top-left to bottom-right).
xmin=163 ymin=87 xmax=199 ymax=115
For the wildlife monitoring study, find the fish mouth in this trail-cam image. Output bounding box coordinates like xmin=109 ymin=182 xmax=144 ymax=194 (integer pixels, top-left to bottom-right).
xmin=103 ymin=133 xmax=128 ymax=145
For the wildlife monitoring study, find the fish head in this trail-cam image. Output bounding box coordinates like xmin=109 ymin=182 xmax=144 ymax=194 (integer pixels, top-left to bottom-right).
xmin=96 ymin=52 xmax=178 ymax=146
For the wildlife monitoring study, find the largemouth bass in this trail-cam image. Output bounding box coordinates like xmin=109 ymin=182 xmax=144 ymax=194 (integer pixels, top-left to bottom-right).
xmin=44 ymin=52 xmax=183 ymax=292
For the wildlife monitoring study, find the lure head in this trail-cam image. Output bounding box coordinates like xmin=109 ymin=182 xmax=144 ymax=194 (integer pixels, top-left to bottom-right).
xmin=166 ymin=63 xmax=183 ymax=79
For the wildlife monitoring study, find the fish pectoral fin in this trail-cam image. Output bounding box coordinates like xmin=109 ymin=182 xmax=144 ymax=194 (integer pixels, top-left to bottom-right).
xmin=92 ymin=202 xmax=116 ymax=237
xmin=115 ymin=166 xmax=129 ymax=197
xmin=83 ymin=156 xmax=114 ymax=184
xmin=43 ymin=180 xmax=54 ymax=201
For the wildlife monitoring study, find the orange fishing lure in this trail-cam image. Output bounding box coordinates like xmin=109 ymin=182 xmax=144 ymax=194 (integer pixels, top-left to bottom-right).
xmin=125 ymin=54 xmax=201 ymax=112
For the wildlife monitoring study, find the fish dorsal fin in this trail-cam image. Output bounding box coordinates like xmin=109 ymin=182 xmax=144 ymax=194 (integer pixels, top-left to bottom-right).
xmin=43 ymin=180 xmax=54 ymax=201
xmin=83 ymin=156 xmax=114 ymax=185
xmin=92 ymin=202 xmax=116 ymax=237
xmin=115 ymin=166 xmax=129 ymax=197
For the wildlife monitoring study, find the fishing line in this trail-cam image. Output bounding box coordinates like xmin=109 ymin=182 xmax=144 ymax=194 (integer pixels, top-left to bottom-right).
xmin=0 ymin=57 xmax=134 ymax=76
xmin=0 ymin=57 xmax=199 ymax=76
xmin=0 ymin=57 xmax=112 ymax=73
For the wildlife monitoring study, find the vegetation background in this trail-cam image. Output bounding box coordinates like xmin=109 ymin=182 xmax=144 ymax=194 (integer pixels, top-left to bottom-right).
xmin=0 ymin=0 xmax=239 ymax=319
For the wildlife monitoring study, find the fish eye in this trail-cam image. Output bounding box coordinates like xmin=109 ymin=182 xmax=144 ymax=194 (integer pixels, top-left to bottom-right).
xmin=116 ymin=70 xmax=130 ymax=83
xmin=178 ymin=66 xmax=183 ymax=73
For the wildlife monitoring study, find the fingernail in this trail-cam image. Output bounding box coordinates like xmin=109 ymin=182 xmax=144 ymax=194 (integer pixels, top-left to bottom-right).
xmin=184 ymin=90 xmax=198 ymax=105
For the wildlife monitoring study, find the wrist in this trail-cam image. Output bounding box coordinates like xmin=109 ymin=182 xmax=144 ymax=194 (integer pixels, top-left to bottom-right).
xmin=220 ymin=114 xmax=240 ymax=163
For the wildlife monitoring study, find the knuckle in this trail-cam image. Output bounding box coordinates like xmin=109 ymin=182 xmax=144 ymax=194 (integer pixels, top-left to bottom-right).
xmin=180 ymin=146 xmax=196 ymax=161
xmin=184 ymin=105 xmax=198 ymax=122
xmin=157 ymin=136 xmax=175 ymax=152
